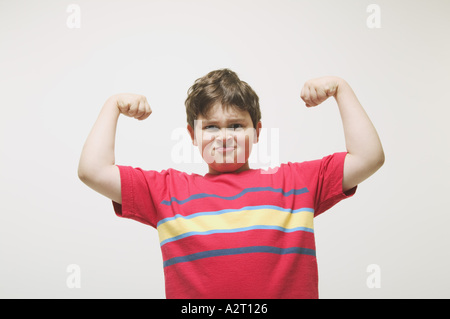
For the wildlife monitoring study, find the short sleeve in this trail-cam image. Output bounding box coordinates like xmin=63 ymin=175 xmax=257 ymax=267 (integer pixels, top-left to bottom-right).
xmin=112 ymin=165 xmax=169 ymax=228
xmin=287 ymin=152 xmax=356 ymax=218
xmin=313 ymin=152 xmax=357 ymax=217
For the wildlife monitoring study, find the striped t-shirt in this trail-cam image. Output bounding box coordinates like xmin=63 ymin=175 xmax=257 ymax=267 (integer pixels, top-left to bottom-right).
xmin=113 ymin=152 xmax=356 ymax=298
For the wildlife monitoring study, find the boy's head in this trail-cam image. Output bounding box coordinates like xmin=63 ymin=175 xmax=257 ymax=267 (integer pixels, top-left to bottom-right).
xmin=185 ymin=69 xmax=262 ymax=174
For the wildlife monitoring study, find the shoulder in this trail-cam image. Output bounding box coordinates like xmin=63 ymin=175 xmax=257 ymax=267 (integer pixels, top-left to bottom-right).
xmin=271 ymin=152 xmax=348 ymax=180
xmin=117 ymin=165 xmax=200 ymax=184
xmin=283 ymin=152 xmax=347 ymax=169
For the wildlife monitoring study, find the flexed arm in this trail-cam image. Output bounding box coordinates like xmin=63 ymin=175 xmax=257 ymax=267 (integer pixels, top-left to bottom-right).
xmin=78 ymin=94 xmax=152 ymax=203
xmin=301 ymin=77 xmax=385 ymax=192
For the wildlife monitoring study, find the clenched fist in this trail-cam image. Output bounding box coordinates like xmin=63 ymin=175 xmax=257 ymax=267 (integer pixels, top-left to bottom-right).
xmin=114 ymin=93 xmax=152 ymax=120
xmin=300 ymin=76 xmax=341 ymax=107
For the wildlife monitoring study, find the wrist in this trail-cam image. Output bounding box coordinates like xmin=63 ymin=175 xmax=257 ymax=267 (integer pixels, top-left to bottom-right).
xmin=103 ymin=95 xmax=121 ymax=116
xmin=333 ymin=76 xmax=346 ymax=91
xmin=333 ymin=78 xmax=351 ymax=100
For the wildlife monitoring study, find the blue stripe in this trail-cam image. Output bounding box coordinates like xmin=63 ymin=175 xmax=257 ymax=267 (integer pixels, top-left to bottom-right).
xmin=163 ymin=246 xmax=316 ymax=267
xmin=157 ymin=205 xmax=314 ymax=227
xmin=161 ymin=186 xmax=309 ymax=206
xmin=160 ymin=225 xmax=314 ymax=246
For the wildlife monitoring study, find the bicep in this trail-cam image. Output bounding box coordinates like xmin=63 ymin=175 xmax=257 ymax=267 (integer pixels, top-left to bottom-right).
xmin=342 ymin=153 xmax=384 ymax=193
xmin=80 ymin=165 xmax=122 ymax=204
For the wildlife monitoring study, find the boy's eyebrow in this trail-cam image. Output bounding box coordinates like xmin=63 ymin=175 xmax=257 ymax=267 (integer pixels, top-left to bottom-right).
xmin=201 ymin=117 xmax=247 ymax=124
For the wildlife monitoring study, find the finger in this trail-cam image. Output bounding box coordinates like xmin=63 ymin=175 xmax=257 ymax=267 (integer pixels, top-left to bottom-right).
xmin=300 ymin=85 xmax=306 ymax=102
xmin=138 ymin=110 xmax=151 ymax=121
xmin=117 ymin=99 xmax=129 ymax=114
xmin=301 ymin=85 xmax=310 ymax=106
xmin=326 ymin=83 xmax=337 ymax=97
xmin=137 ymin=101 xmax=152 ymax=121
xmin=145 ymin=100 xmax=152 ymax=114
xmin=128 ymin=101 xmax=139 ymax=116
xmin=133 ymin=100 xmax=146 ymax=119
xmin=316 ymin=87 xmax=328 ymax=104
xmin=308 ymin=87 xmax=319 ymax=106
xmin=136 ymin=111 xmax=149 ymax=121
xmin=136 ymin=105 xmax=149 ymax=120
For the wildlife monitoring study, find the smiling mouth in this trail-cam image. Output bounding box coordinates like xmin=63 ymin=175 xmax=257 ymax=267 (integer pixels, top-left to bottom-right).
xmin=215 ymin=146 xmax=236 ymax=153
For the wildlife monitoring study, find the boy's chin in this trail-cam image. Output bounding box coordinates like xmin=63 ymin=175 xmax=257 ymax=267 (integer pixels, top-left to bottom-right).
xmin=207 ymin=162 xmax=249 ymax=175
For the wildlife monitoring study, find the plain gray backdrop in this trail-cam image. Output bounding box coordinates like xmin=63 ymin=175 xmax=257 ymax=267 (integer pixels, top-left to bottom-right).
xmin=1 ymin=0 xmax=449 ymax=298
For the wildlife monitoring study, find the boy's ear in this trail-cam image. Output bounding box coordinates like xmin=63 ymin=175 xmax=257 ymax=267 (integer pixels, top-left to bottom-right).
xmin=187 ymin=124 xmax=197 ymax=146
xmin=254 ymin=121 xmax=262 ymax=144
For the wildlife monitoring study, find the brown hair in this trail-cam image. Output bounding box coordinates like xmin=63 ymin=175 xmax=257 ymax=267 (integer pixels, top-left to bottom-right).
xmin=185 ymin=69 xmax=261 ymax=129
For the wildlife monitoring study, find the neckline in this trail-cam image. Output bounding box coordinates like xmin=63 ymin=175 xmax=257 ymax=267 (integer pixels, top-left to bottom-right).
xmin=204 ymin=168 xmax=258 ymax=178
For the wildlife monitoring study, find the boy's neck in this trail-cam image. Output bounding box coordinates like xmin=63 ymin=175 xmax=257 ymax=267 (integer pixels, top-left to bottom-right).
xmin=207 ymin=162 xmax=251 ymax=175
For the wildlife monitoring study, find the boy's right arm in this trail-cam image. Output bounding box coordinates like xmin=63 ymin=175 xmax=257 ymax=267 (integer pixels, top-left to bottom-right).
xmin=78 ymin=93 xmax=152 ymax=204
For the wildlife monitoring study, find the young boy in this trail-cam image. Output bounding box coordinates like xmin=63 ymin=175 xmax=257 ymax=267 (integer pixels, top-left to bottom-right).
xmin=78 ymin=69 xmax=384 ymax=299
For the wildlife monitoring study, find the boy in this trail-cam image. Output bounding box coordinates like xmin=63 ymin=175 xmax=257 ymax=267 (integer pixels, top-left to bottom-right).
xmin=78 ymin=69 xmax=384 ymax=298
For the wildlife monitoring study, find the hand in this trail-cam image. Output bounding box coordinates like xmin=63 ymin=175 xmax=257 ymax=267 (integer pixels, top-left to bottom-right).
xmin=113 ymin=93 xmax=152 ymax=120
xmin=300 ymin=76 xmax=341 ymax=107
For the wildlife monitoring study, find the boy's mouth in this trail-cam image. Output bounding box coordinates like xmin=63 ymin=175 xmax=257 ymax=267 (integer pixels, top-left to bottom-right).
xmin=216 ymin=146 xmax=236 ymax=153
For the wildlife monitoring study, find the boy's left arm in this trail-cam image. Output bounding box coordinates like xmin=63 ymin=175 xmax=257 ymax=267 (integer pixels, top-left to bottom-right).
xmin=301 ymin=76 xmax=385 ymax=192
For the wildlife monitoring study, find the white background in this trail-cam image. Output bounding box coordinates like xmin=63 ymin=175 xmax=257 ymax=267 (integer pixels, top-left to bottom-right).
xmin=1 ymin=0 xmax=449 ymax=298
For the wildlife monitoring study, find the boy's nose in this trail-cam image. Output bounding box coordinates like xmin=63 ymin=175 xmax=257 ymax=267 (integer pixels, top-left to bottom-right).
xmin=215 ymin=129 xmax=234 ymax=143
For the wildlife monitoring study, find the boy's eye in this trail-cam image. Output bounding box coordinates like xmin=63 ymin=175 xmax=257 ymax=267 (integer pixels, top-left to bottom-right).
xmin=204 ymin=125 xmax=219 ymax=131
xmin=203 ymin=124 xmax=243 ymax=131
xmin=230 ymin=124 xmax=243 ymax=129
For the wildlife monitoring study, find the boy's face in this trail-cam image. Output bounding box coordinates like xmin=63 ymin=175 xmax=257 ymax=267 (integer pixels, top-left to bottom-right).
xmin=188 ymin=103 xmax=261 ymax=175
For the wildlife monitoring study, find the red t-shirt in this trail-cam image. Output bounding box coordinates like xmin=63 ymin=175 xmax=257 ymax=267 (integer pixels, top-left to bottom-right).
xmin=112 ymin=152 xmax=356 ymax=299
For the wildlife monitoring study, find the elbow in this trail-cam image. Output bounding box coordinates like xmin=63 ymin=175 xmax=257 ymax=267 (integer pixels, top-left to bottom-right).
xmin=78 ymin=166 xmax=89 ymax=184
xmin=378 ymin=148 xmax=385 ymax=166
xmin=372 ymin=150 xmax=385 ymax=172
xmin=379 ymin=152 xmax=385 ymax=167
xmin=78 ymin=163 xmax=94 ymax=185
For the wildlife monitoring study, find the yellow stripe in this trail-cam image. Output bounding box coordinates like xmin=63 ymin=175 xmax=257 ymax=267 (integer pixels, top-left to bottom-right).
xmin=158 ymin=208 xmax=314 ymax=244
